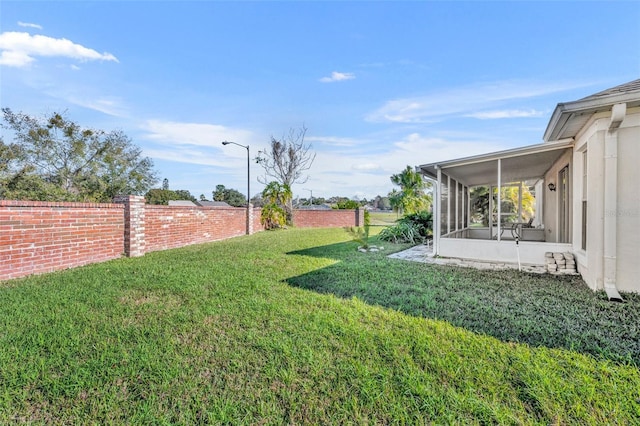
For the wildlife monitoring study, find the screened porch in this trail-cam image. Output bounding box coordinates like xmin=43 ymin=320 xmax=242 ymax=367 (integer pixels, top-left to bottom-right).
xmin=419 ymin=140 xmax=574 ymax=266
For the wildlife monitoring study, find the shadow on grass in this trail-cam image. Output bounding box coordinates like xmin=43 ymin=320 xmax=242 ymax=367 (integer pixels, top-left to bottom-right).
xmin=287 ymin=240 xmax=640 ymax=366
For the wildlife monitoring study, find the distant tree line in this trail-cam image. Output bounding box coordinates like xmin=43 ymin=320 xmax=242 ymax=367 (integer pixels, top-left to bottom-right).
xmin=144 ymin=181 xmax=248 ymax=207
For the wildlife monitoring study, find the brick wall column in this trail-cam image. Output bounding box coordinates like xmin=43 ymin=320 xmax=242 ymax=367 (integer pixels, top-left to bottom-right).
xmin=114 ymin=195 xmax=146 ymax=257
xmin=248 ymin=203 xmax=254 ymax=235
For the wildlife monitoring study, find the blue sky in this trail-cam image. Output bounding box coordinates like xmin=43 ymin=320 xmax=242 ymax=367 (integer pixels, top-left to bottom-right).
xmin=1 ymin=1 xmax=639 ymax=201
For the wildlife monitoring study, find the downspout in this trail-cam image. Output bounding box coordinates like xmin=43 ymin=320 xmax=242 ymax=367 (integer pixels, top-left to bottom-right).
xmin=603 ymin=103 xmax=626 ymax=302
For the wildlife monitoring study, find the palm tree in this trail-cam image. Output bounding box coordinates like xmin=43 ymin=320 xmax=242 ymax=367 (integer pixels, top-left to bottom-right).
xmin=389 ymin=166 xmax=431 ymax=216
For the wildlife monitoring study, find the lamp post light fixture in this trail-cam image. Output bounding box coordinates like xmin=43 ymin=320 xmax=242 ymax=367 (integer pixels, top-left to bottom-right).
xmin=222 ymin=141 xmax=250 ymax=235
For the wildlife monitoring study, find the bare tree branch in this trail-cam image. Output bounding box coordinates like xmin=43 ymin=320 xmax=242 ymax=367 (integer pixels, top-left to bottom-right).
xmin=255 ymin=125 xmax=315 ymax=187
xmin=255 ymin=125 xmax=315 ymax=224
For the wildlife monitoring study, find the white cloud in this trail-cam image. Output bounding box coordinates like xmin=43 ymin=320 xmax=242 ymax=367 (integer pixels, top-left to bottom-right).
xmin=306 ymin=135 xmax=360 ymax=147
xmin=366 ymin=80 xmax=592 ymax=123
xmin=319 ymin=71 xmax=355 ymax=83
xmin=352 ymin=163 xmax=381 ymax=171
xmin=293 ymin=131 xmax=512 ymax=199
xmin=0 ymin=31 xmax=118 ymax=67
xmin=142 ymin=120 xmax=254 ymax=149
xmin=466 ymin=109 xmax=545 ymax=119
xmin=0 ymin=49 xmax=34 ymax=67
xmin=143 ymin=147 xmax=232 ymax=168
xmin=18 ymin=21 xmax=43 ymax=30
xmin=65 ymin=95 xmax=127 ymax=117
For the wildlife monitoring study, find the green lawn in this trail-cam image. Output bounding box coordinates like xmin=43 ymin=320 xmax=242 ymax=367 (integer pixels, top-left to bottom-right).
xmin=1 ymin=228 xmax=639 ymax=424
xmin=368 ymin=210 xmax=399 ymax=226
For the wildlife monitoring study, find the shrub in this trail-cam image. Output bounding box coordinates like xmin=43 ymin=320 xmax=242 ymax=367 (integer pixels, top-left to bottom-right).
xmin=344 ymin=226 xmax=370 ymax=249
xmin=379 ymin=221 xmax=422 ymax=244
xmin=379 ymin=211 xmax=432 ymax=244
xmin=397 ymin=211 xmax=432 ymax=238
xmin=345 ymin=210 xmax=371 ymax=249
xmin=261 ymin=203 xmax=287 ymax=230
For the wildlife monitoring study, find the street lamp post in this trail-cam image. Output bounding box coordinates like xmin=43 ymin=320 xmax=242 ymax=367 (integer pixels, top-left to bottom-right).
xmin=222 ymin=141 xmax=250 ymax=235
xmin=303 ymin=188 xmax=313 ymax=206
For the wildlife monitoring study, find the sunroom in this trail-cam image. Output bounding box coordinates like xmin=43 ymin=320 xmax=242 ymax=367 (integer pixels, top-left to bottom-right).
xmin=418 ymin=139 xmax=574 ymax=267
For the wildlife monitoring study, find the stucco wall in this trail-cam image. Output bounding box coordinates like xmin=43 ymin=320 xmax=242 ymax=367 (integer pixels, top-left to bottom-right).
xmin=573 ymin=119 xmax=606 ymax=291
xmin=571 ymin=107 xmax=640 ymax=293
xmin=615 ymin=111 xmax=640 ymax=292
xmin=543 ymin=149 xmax=573 ymax=243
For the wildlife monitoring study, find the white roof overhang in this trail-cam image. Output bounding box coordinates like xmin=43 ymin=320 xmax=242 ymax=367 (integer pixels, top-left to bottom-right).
xmin=418 ymin=139 xmax=574 ymax=187
xmin=544 ymin=91 xmax=640 ymax=142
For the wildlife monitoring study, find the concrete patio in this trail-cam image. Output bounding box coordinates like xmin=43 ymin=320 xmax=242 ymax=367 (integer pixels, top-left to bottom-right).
xmin=388 ymin=243 xmax=548 ymax=274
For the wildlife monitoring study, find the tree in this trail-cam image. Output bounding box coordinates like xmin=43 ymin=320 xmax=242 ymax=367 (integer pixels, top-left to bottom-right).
xmin=388 ymin=165 xmax=431 ymax=216
xmin=162 ymin=178 xmax=169 ymax=190
xmin=470 ymin=186 xmax=491 ymax=226
xmin=470 ymin=184 xmax=535 ymax=226
xmin=372 ymin=195 xmax=391 ymax=210
xmin=334 ymin=199 xmax=360 ymax=209
xmin=260 ymin=181 xmax=292 ymax=230
xmin=0 ymin=108 xmax=157 ymax=202
xmin=212 ymin=184 xmax=246 ymax=207
xmin=250 ymin=193 xmax=265 ymax=208
xmin=144 ymin=188 xmax=197 ymax=205
xmin=255 ymin=125 xmax=315 ymax=224
xmin=174 ymin=189 xmax=197 ymax=203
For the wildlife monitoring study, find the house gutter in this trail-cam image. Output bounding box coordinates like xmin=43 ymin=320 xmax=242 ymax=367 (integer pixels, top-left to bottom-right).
xmin=603 ymin=103 xmax=626 ymax=302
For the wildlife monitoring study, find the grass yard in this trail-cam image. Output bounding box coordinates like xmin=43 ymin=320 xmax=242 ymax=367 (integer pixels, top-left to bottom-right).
xmin=368 ymin=210 xmax=399 ymax=226
xmin=1 ymin=228 xmax=639 ymax=424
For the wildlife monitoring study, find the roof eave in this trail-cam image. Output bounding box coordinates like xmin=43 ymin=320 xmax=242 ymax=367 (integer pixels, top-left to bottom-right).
xmin=543 ymin=90 xmax=640 ymax=142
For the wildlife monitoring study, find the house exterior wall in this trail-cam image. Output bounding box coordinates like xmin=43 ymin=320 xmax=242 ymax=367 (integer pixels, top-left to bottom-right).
xmin=543 ymin=149 xmax=573 ymax=243
xmin=614 ymin=111 xmax=640 ymax=293
xmin=573 ymin=116 xmax=606 ymax=291
xmin=572 ymin=107 xmax=640 ymax=293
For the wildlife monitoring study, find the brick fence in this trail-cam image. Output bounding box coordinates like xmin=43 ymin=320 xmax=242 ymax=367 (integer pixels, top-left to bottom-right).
xmin=1 ymin=197 xmax=363 ymax=281
xmin=0 ymin=200 xmax=124 ymax=280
